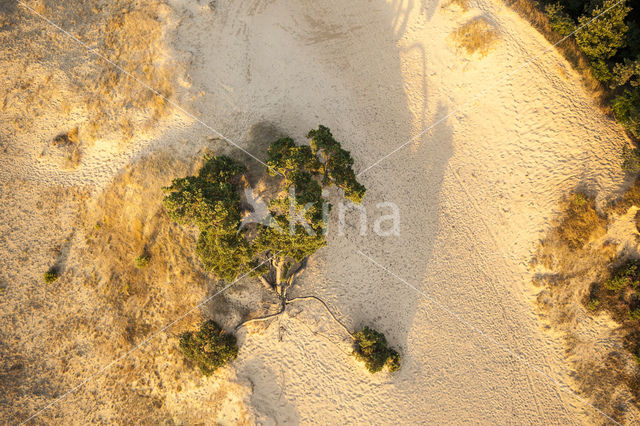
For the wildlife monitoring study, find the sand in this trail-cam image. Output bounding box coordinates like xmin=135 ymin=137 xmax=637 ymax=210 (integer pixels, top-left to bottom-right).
xmin=0 ymin=0 xmax=633 ymax=423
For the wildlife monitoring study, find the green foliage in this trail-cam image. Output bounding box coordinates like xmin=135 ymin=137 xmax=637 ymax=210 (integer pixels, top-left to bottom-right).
xmin=353 ymin=326 xmax=401 ymax=373
xmin=307 ymin=125 xmax=366 ymax=203
xmin=589 ymin=58 xmax=614 ymax=83
xmin=43 ymin=267 xmax=58 ymax=283
xmin=630 ymin=306 xmax=640 ymax=320
xmin=254 ymin=216 xmax=326 ymax=262
xmin=613 ymin=88 xmax=640 ymax=139
xmin=179 ymin=320 xmax=238 ymax=376
xmin=163 ymin=155 xmax=252 ymax=281
xmin=575 ymin=0 xmax=631 ymax=61
xmin=622 ymin=145 xmax=640 ymax=172
xmin=546 ymin=3 xmax=576 ymax=36
xmin=588 ymin=297 xmax=600 ymax=311
xmin=163 ymin=155 xmax=245 ymax=230
xmin=604 ymin=259 xmax=640 ymax=291
xmin=195 ymin=227 xmax=253 ymax=282
xmin=266 ymin=137 xmax=319 ymax=179
xmin=164 ymin=127 xmax=365 ymax=285
xmin=611 ymin=57 xmax=640 ymax=88
xmin=135 ymin=254 xmax=150 ymax=268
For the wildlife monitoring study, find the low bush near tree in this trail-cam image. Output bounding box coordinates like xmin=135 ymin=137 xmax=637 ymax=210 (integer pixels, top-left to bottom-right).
xmin=179 ymin=320 xmax=238 ymax=376
xmin=352 ymin=326 xmax=401 ymax=373
xmin=604 ymin=259 xmax=640 ymax=291
xmin=613 ymin=88 xmax=640 ymax=139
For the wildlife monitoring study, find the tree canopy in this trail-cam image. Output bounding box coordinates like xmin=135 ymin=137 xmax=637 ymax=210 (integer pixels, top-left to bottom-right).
xmin=163 ymin=126 xmax=366 ymax=297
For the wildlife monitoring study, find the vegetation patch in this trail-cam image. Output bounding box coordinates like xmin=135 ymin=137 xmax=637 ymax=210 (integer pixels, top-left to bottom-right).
xmin=353 ymin=326 xmax=401 ymax=373
xmin=555 ymin=193 xmax=607 ymax=250
xmin=532 ymin=184 xmax=640 ymax=420
xmin=164 ymin=125 xmax=400 ymax=375
xmin=453 ymin=17 xmax=500 ymax=56
xmin=134 ymin=254 xmax=150 ymax=268
xmin=179 ymin=320 xmax=238 ymax=376
xmin=43 ymin=267 xmax=59 ymax=284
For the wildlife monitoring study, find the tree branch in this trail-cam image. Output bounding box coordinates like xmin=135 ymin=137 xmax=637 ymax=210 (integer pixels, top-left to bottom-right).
xmin=259 ymin=275 xmax=273 ymax=291
xmin=235 ymin=302 xmax=286 ymax=332
xmin=287 ymin=295 xmax=354 ymax=339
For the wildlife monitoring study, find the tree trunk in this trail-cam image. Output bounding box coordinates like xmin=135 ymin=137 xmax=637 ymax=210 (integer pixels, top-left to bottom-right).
xmin=275 ymin=257 xmax=285 ymax=295
xmin=259 ymin=275 xmax=272 ymax=290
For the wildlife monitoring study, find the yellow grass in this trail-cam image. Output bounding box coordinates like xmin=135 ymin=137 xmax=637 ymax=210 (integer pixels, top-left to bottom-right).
xmin=453 ymin=17 xmax=500 ymax=56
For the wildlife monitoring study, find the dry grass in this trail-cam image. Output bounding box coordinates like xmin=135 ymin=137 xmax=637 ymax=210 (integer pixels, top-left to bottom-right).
xmin=0 ymin=0 xmax=176 ymax=168
xmin=532 ymin=189 xmax=640 ymax=420
xmin=453 ymin=17 xmax=500 ymax=57
xmin=609 ymin=176 xmax=640 ymax=216
xmin=81 ymin=150 xmax=208 ymax=337
xmin=82 ymin=6 xmax=174 ymax=143
xmin=445 ymin=0 xmax=470 ymax=12
xmin=555 ymin=193 xmax=607 ymax=250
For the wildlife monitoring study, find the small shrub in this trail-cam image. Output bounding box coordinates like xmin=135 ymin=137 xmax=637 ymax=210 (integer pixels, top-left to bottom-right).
xmin=43 ymin=267 xmax=58 ymax=283
xmin=589 ymin=59 xmax=613 ymax=83
xmin=556 ymin=193 xmax=606 ymax=249
xmin=453 ymin=17 xmax=500 ymax=56
xmin=611 ymin=58 xmax=640 ymax=88
xmin=622 ymin=145 xmax=640 ymax=172
xmin=605 ymin=275 xmax=632 ymax=291
xmin=612 ymin=88 xmax=640 ymax=139
xmin=588 ymin=297 xmax=600 ymax=311
xmin=604 ymin=259 xmax=640 ymax=291
xmin=630 ymin=306 xmax=640 ymax=320
xmin=135 ymin=254 xmax=150 ymax=268
xmin=353 ymin=326 xmax=401 ymax=373
xmin=179 ymin=320 xmax=238 ymax=376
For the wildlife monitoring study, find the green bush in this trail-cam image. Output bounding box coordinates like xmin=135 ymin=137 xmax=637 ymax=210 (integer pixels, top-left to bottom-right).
xmin=545 ymin=3 xmax=576 ymax=36
xmin=179 ymin=320 xmax=238 ymax=376
xmin=575 ymin=0 xmax=631 ymax=62
xmin=622 ymin=145 xmax=640 ymax=172
xmin=613 ymin=88 xmax=640 ymax=139
xmin=589 ymin=59 xmax=614 ymax=83
xmin=43 ymin=267 xmax=58 ymax=283
xmin=353 ymin=326 xmax=401 ymax=373
xmin=630 ymin=306 xmax=640 ymax=320
xmin=604 ymin=259 xmax=640 ymax=291
xmin=611 ymin=58 xmax=640 ymax=88
xmin=135 ymin=254 xmax=150 ymax=268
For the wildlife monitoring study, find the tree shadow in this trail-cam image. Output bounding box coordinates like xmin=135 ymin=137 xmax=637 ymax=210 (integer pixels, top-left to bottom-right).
xmin=237 ymin=357 xmax=300 ymax=424
xmin=320 ymin=102 xmax=453 ymax=361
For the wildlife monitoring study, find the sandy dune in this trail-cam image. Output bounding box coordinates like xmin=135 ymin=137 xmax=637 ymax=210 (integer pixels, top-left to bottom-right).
xmin=0 ymin=0 xmax=633 ymax=423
